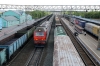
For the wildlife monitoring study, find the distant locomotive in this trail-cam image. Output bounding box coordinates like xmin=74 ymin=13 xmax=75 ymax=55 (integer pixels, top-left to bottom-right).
xmin=33 ymin=21 xmax=52 ymax=47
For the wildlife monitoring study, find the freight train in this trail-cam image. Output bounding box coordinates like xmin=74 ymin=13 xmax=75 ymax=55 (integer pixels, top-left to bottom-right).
xmin=0 ymin=26 xmax=35 ymax=66
xmin=33 ymin=21 xmax=52 ymax=47
xmin=71 ymin=18 xmax=100 ymax=37
xmin=0 ymin=15 xmax=51 ymax=66
xmin=53 ymin=26 xmax=85 ymax=66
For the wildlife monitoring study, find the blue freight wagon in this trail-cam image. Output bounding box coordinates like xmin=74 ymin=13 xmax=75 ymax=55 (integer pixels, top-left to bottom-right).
xmin=78 ymin=20 xmax=86 ymax=28
xmin=0 ymin=33 xmax=27 ymax=60
xmin=0 ymin=48 xmax=6 ymax=66
xmin=0 ymin=18 xmax=2 ymax=30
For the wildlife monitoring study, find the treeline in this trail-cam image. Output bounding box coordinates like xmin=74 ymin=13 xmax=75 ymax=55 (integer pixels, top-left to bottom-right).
xmin=66 ymin=11 xmax=100 ymax=19
xmin=26 ymin=10 xmax=50 ymax=19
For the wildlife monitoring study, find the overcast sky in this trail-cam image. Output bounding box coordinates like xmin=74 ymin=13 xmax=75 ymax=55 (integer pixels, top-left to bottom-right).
xmin=0 ymin=0 xmax=100 ymax=5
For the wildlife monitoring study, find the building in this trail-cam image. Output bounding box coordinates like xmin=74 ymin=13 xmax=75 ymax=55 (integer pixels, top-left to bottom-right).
xmin=2 ymin=16 xmax=19 ymax=27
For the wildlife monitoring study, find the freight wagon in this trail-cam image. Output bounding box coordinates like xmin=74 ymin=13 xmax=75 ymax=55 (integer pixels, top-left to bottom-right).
xmin=53 ymin=25 xmax=85 ymax=66
xmin=85 ymin=23 xmax=100 ymax=37
xmin=17 ymin=25 xmax=35 ymax=39
xmin=66 ymin=15 xmax=100 ymax=37
xmin=0 ymin=48 xmax=6 ymax=66
xmin=74 ymin=18 xmax=79 ymax=25
xmin=54 ymin=26 xmax=66 ymax=36
xmin=53 ymin=36 xmax=85 ymax=66
xmin=0 ymin=26 xmax=36 ymax=66
xmin=78 ymin=20 xmax=86 ymax=28
xmin=0 ymin=33 xmax=27 ymax=60
xmin=0 ymin=18 xmax=2 ymax=30
xmin=74 ymin=25 xmax=84 ymax=34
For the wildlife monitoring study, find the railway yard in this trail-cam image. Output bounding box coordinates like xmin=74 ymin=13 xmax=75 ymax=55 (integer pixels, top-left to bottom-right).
xmin=0 ymin=14 xmax=100 ymax=66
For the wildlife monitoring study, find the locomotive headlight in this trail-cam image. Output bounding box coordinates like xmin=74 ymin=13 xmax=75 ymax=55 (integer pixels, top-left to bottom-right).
xmin=42 ymin=39 xmax=45 ymax=40
xmin=36 ymin=39 xmax=38 ymax=40
xmin=39 ymin=30 xmax=41 ymax=31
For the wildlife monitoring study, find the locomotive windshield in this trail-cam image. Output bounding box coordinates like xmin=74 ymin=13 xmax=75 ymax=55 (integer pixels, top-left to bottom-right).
xmin=35 ymin=32 xmax=44 ymax=36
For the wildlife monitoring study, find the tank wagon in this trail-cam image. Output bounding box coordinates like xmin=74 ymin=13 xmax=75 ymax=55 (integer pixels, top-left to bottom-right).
xmin=33 ymin=21 xmax=52 ymax=47
xmin=53 ymin=26 xmax=85 ymax=66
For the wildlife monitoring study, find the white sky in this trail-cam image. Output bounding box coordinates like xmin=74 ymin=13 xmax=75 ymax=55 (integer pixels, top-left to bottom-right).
xmin=0 ymin=0 xmax=100 ymax=5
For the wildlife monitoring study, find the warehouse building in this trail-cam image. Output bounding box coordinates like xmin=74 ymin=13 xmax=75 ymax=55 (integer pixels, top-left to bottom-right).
xmin=2 ymin=16 xmax=19 ymax=27
xmin=1 ymin=10 xmax=32 ymax=28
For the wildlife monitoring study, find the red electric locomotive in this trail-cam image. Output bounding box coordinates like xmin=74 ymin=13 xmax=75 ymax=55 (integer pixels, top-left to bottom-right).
xmin=33 ymin=21 xmax=52 ymax=47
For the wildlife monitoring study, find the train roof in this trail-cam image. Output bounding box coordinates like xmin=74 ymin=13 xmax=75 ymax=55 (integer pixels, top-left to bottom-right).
xmin=53 ymin=36 xmax=85 ymax=66
xmin=34 ymin=27 xmax=46 ymax=32
xmin=54 ymin=26 xmax=66 ymax=36
xmin=73 ymin=16 xmax=100 ymax=25
xmin=65 ymin=15 xmax=100 ymax=25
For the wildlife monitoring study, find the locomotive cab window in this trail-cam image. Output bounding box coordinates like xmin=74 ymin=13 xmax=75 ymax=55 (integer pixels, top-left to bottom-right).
xmin=35 ymin=32 xmax=44 ymax=36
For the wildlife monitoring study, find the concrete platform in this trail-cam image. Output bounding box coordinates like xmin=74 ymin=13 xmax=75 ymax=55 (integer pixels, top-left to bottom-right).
xmin=61 ymin=18 xmax=100 ymax=64
xmin=0 ymin=20 xmax=35 ymax=41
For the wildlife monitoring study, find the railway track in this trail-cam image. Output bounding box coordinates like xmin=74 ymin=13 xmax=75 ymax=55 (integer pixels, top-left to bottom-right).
xmin=4 ymin=16 xmax=51 ymax=66
xmin=59 ymin=16 xmax=98 ymax=66
xmin=6 ymin=38 xmax=35 ymax=66
xmin=6 ymin=38 xmax=44 ymax=66
xmin=26 ymin=48 xmax=44 ymax=66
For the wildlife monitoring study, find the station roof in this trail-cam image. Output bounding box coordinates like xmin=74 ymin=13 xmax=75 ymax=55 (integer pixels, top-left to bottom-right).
xmin=2 ymin=16 xmax=19 ymax=21
xmin=12 ymin=10 xmax=24 ymax=15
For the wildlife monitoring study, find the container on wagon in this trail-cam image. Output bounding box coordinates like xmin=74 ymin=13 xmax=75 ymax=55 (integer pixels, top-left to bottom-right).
xmin=74 ymin=18 xmax=79 ymax=25
xmin=85 ymin=23 xmax=95 ymax=33
xmin=78 ymin=20 xmax=86 ymax=28
xmin=93 ymin=25 xmax=100 ymax=36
